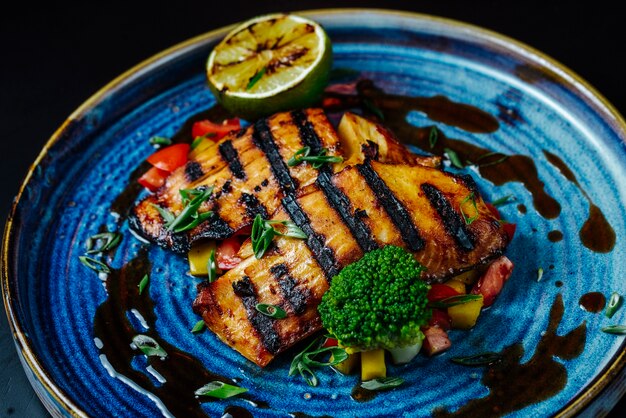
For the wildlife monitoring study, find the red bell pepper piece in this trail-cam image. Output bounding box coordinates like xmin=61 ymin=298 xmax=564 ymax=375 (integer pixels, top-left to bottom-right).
xmin=216 ymin=236 xmax=243 ymax=270
xmin=146 ymin=143 xmax=190 ymax=172
xmin=138 ymin=166 xmax=170 ymax=192
xmin=191 ymin=118 xmax=241 ymax=141
xmin=471 ymin=256 xmax=514 ymax=307
xmin=427 ymin=284 xmax=461 ymax=302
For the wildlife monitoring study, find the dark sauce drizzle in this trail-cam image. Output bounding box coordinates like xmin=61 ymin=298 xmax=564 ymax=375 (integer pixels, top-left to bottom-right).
xmin=543 ymin=150 xmax=615 ymax=253
xmin=433 ymin=294 xmax=586 ymax=417
xmin=579 ymin=292 xmax=606 ymax=313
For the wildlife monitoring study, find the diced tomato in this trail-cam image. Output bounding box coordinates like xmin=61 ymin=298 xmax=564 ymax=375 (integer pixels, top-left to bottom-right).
xmin=234 ymin=224 xmax=252 ymax=236
xmin=427 ymin=284 xmax=461 ymax=302
xmin=191 ymin=118 xmax=241 ymax=140
xmin=428 ymin=309 xmax=452 ymax=331
xmin=503 ymin=222 xmax=517 ymax=242
xmin=422 ymin=326 xmax=451 ymax=356
xmin=486 ymin=203 xmax=501 ymax=219
xmin=323 ymin=337 xmax=338 ymax=348
xmin=146 ymin=143 xmax=190 ymax=172
xmin=471 ymin=256 xmax=514 ymax=307
xmin=138 ymin=166 xmax=170 ymax=192
xmin=216 ymin=236 xmax=242 ymax=270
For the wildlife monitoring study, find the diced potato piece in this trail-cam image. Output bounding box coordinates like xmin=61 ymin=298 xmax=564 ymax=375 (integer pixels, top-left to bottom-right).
xmin=452 ymin=269 xmax=480 ymax=285
xmin=361 ymin=349 xmax=386 ymax=381
xmin=445 ymin=279 xmax=466 ymax=294
xmin=448 ymin=295 xmax=484 ymax=329
xmin=332 ymin=352 xmax=359 ymax=375
xmin=188 ymin=241 xmax=216 ymax=276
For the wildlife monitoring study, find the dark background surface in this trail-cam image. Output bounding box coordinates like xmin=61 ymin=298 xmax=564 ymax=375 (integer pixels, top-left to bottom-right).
xmin=1 ymin=1 xmax=624 ymax=417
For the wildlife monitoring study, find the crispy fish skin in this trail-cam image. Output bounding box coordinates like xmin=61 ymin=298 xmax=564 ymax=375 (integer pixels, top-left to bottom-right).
xmin=193 ymin=160 xmax=509 ymax=367
xmin=130 ymin=108 xmax=344 ymax=253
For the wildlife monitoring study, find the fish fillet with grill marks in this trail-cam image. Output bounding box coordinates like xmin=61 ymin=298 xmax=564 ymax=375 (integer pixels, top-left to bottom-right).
xmin=193 ymin=159 xmax=510 ymax=367
xmin=129 ymin=109 xmax=430 ymax=253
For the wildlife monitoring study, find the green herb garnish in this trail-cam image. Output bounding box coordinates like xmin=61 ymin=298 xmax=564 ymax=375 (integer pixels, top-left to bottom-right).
xmin=149 ymin=136 xmax=172 ymax=146
xmin=288 ymin=337 xmax=347 ymax=387
xmin=207 ymin=249 xmax=218 ymax=283
xmin=451 ymin=352 xmax=502 ymax=367
xmin=255 ymin=303 xmax=287 ymax=319
xmin=460 ymin=192 xmax=479 ymax=225
xmin=138 ymin=274 xmax=149 ymax=295
xmin=444 ymin=148 xmax=464 ymax=169
xmin=429 ymin=294 xmax=483 ymax=308
xmin=195 ymin=381 xmax=248 ymax=399
xmin=251 ymin=214 xmax=307 ymax=259
xmin=537 ymin=267 xmax=544 ymax=282
xmin=191 ymin=132 xmax=216 ymax=150
xmin=191 ymin=320 xmax=206 ymax=334
xmin=85 ymin=232 xmax=122 ymax=254
xmin=361 ymin=377 xmax=404 ymax=391
xmin=154 ymin=186 xmax=214 ymax=233
xmin=474 ymin=152 xmax=509 ymax=168
xmin=132 ymin=335 xmax=167 ymax=358
xmin=601 ymin=325 xmax=626 ymax=335
xmin=605 ymin=292 xmax=623 ymax=319
xmin=492 ymin=195 xmax=515 ymax=207
xmin=429 ymin=126 xmax=439 ymax=149
xmin=79 ymin=256 xmax=111 ymax=274
xmin=287 ymin=146 xmax=343 ymax=169
xmin=246 ymin=66 xmax=267 ymax=91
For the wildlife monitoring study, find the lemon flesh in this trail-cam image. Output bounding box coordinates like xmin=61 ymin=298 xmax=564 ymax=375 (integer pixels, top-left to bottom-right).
xmin=207 ymin=14 xmax=332 ymax=120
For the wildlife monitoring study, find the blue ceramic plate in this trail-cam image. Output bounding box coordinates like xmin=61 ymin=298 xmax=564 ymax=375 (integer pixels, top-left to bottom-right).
xmin=3 ymin=9 xmax=626 ymax=418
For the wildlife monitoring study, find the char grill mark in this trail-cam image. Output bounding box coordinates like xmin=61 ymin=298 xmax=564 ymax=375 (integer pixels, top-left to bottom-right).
xmin=421 ymin=183 xmax=475 ymax=251
xmin=293 ymin=110 xmax=378 ymax=253
xmin=252 ymin=119 xmax=298 ymax=194
xmin=270 ymin=264 xmax=309 ymax=315
xmin=184 ymin=161 xmax=204 ymax=182
xmin=193 ymin=212 xmax=234 ymax=243
xmin=218 ymin=140 xmax=246 ymax=180
xmin=232 ymin=276 xmax=281 ymax=354
xmin=291 ymin=110 xmax=323 ymax=153
xmin=357 ymin=161 xmax=425 ymax=251
xmin=316 ymin=171 xmax=378 ymax=253
xmin=239 ymin=192 xmax=268 ymax=219
xmin=281 ymin=194 xmax=339 ymax=280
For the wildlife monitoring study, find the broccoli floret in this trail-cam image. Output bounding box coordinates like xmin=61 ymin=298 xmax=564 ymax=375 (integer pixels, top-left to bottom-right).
xmin=318 ymin=245 xmax=431 ymax=352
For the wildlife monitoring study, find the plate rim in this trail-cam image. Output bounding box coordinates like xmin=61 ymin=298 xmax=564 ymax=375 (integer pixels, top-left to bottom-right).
xmin=2 ymin=8 xmax=625 ymax=417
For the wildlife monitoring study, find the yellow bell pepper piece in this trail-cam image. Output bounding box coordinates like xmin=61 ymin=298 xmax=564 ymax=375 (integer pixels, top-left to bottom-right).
xmin=332 ymin=352 xmax=359 ymax=375
xmin=448 ymin=295 xmax=484 ymax=329
xmin=361 ymin=349 xmax=386 ymax=381
xmin=445 ymin=279 xmax=466 ymax=294
xmin=188 ymin=241 xmax=217 ymax=276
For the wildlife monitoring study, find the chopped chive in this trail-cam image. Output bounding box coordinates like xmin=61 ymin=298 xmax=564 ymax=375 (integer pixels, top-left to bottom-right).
xmin=537 ymin=267 xmax=544 ymax=282
xmin=138 ymin=274 xmax=149 ymax=295
xmin=150 ymin=203 xmax=175 ymax=223
xmin=289 ymin=337 xmax=324 ymax=386
xmin=297 ymin=362 xmax=318 ymax=387
xmin=191 ymin=320 xmax=206 ymax=334
xmin=85 ymin=232 xmax=122 ymax=254
xmin=132 ymin=335 xmax=167 ymax=358
xmin=429 ymin=294 xmax=483 ymax=308
xmin=444 ymin=148 xmax=464 ymax=169
xmin=246 ymin=67 xmax=267 ymax=90
xmin=207 ymin=249 xmax=218 ymax=283
xmin=162 ymin=186 xmax=214 ymax=233
xmin=287 ymin=146 xmax=343 ymax=169
xmin=361 ymin=377 xmax=404 ymax=391
xmin=79 ymin=256 xmax=111 ymax=274
xmin=429 ymin=126 xmax=439 ymax=149
xmin=492 ymin=195 xmax=515 ymax=207
xmin=149 ymin=136 xmax=172 ymax=146
xmin=479 ymin=155 xmax=509 ymax=168
xmin=451 ymin=352 xmax=502 ymax=367
xmin=302 ymin=346 xmax=348 ymax=367
xmin=195 ymin=381 xmax=248 ymax=399
xmin=363 ymin=99 xmax=385 ymax=120
xmin=251 ymin=214 xmax=307 ymax=259
xmin=605 ymin=292 xmax=623 ymax=319
xmin=255 ymin=303 xmax=287 ymax=319
xmin=601 ymin=325 xmax=626 ymax=335
xmin=460 ymin=192 xmax=479 ymax=225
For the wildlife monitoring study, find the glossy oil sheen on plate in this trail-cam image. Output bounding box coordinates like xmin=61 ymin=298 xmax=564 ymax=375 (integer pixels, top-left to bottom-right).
xmin=3 ymin=10 xmax=626 ymax=418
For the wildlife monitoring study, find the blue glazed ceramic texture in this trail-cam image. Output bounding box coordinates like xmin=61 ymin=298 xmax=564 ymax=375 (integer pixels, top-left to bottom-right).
xmin=3 ymin=10 xmax=626 ymax=418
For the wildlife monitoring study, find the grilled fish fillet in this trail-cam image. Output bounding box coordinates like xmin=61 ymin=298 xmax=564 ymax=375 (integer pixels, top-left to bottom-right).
xmin=193 ymin=160 xmax=509 ymax=366
xmin=129 ymin=109 xmax=432 ymax=253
